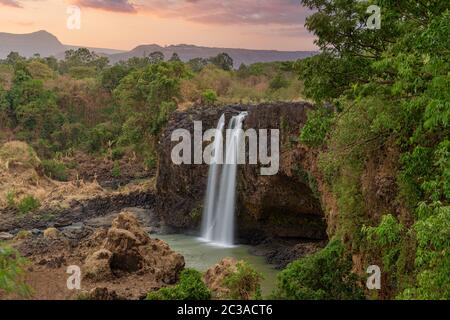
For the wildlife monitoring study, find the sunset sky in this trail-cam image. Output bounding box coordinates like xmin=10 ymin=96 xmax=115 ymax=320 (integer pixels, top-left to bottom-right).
xmin=0 ymin=0 xmax=317 ymax=51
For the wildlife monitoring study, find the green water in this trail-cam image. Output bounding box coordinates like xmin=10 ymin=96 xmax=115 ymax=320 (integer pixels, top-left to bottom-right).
xmin=155 ymin=233 xmax=279 ymax=296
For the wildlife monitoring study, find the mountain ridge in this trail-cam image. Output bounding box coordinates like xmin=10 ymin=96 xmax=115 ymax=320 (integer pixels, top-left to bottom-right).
xmin=0 ymin=30 xmax=317 ymax=66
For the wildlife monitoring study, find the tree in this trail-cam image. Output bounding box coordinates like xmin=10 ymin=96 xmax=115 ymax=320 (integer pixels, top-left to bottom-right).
xmin=113 ymin=61 xmax=188 ymax=152
xmin=149 ymin=51 xmax=164 ymax=64
xmin=101 ymin=64 xmax=130 ymax=92
xmin=187 ymin=57 xmax=208 ymax=72
xmin=169 ymin=52 xmax=181 ymax=62
xmin=209 ymin=52 xmax=233 ymax=71
xmin=60 ymin=48 xmax=109 ymax=73
xmin=6 ymin=52 xmax=24 ymax=65
xmin=296 ymin=0 xmax=450 ymax=299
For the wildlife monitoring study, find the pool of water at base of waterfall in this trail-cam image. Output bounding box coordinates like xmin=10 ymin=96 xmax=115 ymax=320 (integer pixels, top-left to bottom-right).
xmin=155 ymin=233 xmax=278 ymax=297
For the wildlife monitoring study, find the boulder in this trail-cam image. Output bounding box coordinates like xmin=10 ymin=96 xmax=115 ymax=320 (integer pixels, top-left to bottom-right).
xmin=84 ymin=249 xmax=113 ymax=281
xmin=111 ymin=211 xmax=149 ymax=245
xmin=84 ymin=211 xmax=185 ymax=283
xmin=0 ymin=232 xmax=14 ymax=240
xmin=43 ymin=227 xmax=62 ymax=240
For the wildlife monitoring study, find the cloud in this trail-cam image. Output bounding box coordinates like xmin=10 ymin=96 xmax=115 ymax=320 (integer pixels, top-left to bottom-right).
xmin=0 ymin=0 xmax=22 ymax=8
xmin=76 ymin=0 xmax=137 ymax=13
xmin=71 ymin=0 xmax=310 ymax=26
xmin=139 ymin=0 xmax=310 ymax=26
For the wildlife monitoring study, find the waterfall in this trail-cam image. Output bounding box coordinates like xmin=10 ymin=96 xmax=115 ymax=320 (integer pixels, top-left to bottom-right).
xmin=201 ymin=112 xmax=247 ymax=247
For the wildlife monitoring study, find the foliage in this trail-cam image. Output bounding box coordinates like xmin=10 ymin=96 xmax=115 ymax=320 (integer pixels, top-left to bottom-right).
xmin=300 ymin=107 xmax=334 ymax=147
xmin=222 ymin=261 xmax=263 ymax=300
xmin=6 ymin=190 xmax=16 ymax=208
xmin=201 ymin=89 xmax=218 ymax=105
xmin=269 ymin=73 xmax=289 ymax=90
xmin=209 ymin=53 xmax=234 ymax=71
xmin=41 ymin=159 xmax=68 ymax=181
xmin=101 ymin=64 xmax=130 ymax=92
xmin=17 ymin=196 xmax=40 ymax=214
xmin=146 ymin=269 xmax=211 ymax=300
xmin=296 ymin=0 xmax=450 ymax=299
xmin=398 ymin=204 xmax=450 ymax=300
xmin=0 ymin=246 xmax=31 ymax=297
xmin=275 ymin=240 xmax=364 ymax=300
xmin=111 ymin=161 xmax=121 ymax=178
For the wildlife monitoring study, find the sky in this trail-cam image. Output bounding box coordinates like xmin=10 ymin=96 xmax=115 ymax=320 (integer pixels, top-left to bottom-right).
xmin=0 ymin=0 xmax=317 ymax=51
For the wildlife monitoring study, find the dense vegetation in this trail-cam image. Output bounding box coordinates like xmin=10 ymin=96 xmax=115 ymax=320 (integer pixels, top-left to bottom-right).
xmin=284 ymin=0 xmax=449 ymax=300
xmin=275 ymin=240 xmax=364 ymax=300
xmin=0 ymin=49 xmax=302 ymax=170
xmin=146 ymin=269 xmax=211 ymax=300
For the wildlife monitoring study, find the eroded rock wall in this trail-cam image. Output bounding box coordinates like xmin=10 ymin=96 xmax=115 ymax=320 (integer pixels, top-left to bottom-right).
xmin=156 ymin=102 xmax=327 ymax=242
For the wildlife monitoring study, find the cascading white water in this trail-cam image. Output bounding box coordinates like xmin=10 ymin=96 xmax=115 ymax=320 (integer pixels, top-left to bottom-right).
xmin=201 ymin=112 xmax=247 ymax=247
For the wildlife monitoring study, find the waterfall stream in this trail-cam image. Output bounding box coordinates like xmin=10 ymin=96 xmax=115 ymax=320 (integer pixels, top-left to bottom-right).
xmin=201 ymin=112 xmax=247 ymax=247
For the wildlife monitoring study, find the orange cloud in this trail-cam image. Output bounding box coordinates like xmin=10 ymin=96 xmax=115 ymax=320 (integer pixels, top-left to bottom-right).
xmin=0 ymin=0 xmax=22 ymax=8
xmin=75 ymin=0 xmax=137 ymax=13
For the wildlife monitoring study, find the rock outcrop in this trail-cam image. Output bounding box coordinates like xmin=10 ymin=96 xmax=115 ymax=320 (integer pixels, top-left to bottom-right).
xmin=83 ymin=211 xmax=185 ymax=283
xmin=156 ymin=103 xmax=327 ymax=242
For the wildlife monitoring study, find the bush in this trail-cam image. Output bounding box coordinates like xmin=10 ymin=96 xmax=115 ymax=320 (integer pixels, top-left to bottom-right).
xmin=41 ymin=159 xmax=68 ymax=181
xmin=111 ymin=147 xmax=125 ymax=160
xmin=269 ymin=73 xmax=289 ymax=90
xmin=0 ymin=246 xmax=31 ymax=297
xmin=201 ymin=89 xmax=218 ymax=105
xmin=17 ymin=196 xmax=40 ymax=214
xmin=222 ymin=261 xmax=263 ymax=300
xmin=146 ymin=269 xmax=211 ymax=300
xmin=274 ymin=240 xmax=364 ymax=300
xmin=111 ymin=161 xmax=121 ymax=178
xmin=398 ymin=204 xmax=450 ymax=300
xmin=6 ymin=190 xmax=16 ymax=208
xmin=300 ymin=107 xmax=334 ymax=148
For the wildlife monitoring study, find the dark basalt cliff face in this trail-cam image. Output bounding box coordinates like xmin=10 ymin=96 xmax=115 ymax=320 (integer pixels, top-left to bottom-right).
xmin=156 ymin=102 xmax=327 ymax=243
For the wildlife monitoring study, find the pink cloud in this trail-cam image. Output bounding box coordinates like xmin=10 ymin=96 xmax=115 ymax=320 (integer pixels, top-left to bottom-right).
xmin=0 ymin=0 xmax=22 ymax=8
xmin=76 ymin=0 xmax=137 ymax=13
xmin=140 ymin=0 xmax=310 ymax=26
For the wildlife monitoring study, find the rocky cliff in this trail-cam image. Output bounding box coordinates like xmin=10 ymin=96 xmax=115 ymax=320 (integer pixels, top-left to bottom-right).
xmin=156 ymin=102 xmax=327 ymax=243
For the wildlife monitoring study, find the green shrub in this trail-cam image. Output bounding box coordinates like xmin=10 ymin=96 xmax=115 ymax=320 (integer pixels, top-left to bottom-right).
xmin=222 ymin=261 xmax=263 ymax=300
xmin=111 ymin=147 xmax=125 ymax=160
xmin=111 ymin=161 xmax=121 ymax=178
xmin=274 ymin=240 xmax=364 ymax=300
xmin=269 ymin=73 xmax=289 ymax=90
xmin=144 ymin=154 xmax=157 ymax=170
xmin=17 ymin=196 xmax=40 ymax=214
xmin=6 ymin=190 xmax=16 ymax=208
xmin=300 ymin=107 xmax=334 ymax=148
xmin=0 ymin=245 xmax=31 ymax=297
xmin=41 ymin=159 xmax=68 ymax=181
xmin=146 ymin=269 xmax=211 ymax=300
xmin=201 ymin=89 xmax=218 ymax=104
xmin=398 ymin=204 xmax=450 ymax=300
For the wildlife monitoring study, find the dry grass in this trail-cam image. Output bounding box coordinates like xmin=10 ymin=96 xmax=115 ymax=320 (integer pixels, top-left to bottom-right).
xmin=0 ymin=141 xmax=105 ymax=212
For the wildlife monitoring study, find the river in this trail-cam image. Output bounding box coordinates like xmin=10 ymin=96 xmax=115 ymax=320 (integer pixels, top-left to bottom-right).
xmin=155 ymin=233 xmax=279 ymax=297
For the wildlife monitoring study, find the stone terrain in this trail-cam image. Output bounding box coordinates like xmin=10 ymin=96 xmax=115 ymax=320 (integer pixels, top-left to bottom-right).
xmin=1 ymin=211 xmax=184 ymax=300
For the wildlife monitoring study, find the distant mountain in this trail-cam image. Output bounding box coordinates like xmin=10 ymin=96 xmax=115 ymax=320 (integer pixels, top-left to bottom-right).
xmin=63 ymin=45 xmax=125 ymax=56
xmin=110 ymin=44 xmax=316 ymax=67
xmin=0 ymin=30 xmax=316 ymax=66
xmin=0 ymin=30 xmax=65 ymax=58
